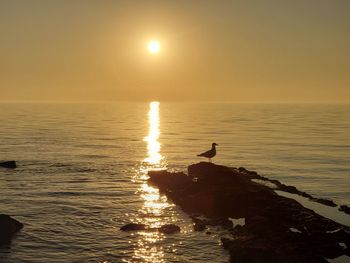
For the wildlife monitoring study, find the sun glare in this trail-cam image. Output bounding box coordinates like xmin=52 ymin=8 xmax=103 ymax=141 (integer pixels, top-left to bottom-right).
xmin=148 ymin=40 xmax=160 ymax=54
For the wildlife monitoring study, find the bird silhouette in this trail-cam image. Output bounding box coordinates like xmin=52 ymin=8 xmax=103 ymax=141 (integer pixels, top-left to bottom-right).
xmin=197 ymin=143 xmax=218 ymax=162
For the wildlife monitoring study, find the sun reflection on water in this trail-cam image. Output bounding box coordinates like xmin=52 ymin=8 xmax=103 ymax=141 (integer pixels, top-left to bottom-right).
xmin=143 ymin=101 xmax=163 ymax=166
xmin=131 ymin=101 xmax=173 ymax=263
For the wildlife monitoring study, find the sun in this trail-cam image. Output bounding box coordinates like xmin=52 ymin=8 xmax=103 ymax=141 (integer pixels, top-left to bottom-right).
xmin=148 ymin=40 xmax=160 ymax=54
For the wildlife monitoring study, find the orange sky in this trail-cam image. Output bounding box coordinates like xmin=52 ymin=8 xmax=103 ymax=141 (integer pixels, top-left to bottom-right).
xmin=0 ymin=0 xmax=349 ymax=103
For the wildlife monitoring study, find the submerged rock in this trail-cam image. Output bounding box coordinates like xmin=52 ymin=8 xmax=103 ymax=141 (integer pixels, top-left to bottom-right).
xmin=193 ymin=222 xmax=206 ymax=231
xmin=120 ymin=223 xmax=146 ymax=231
xmin=148 ymin=162 xmax=350 ymax=263
xmin=339 ymin=205 xmax=350 ymax=215
xmin=238 ymin=165 xmax=340 ymax=208
xmin=120 ymin=223 xmax=181 ymax=234
xmin=191 ymin=216 xmax=206 ymax=231
xmin=312 ymin=198 xmax=337 ymax=207
xmin=158 ymin=224 xmax=180 ymax=234
xmin=0 ymin=161 xmax=17 ymax=169
xmin=0 ymin=214 xmax=23 ymax=245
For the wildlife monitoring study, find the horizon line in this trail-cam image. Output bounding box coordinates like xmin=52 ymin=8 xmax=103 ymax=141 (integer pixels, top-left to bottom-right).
xmin=0 ymin=100 xmax=349 ymax=105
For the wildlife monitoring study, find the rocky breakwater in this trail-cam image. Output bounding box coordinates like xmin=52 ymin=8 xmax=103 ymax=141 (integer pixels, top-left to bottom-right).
xmin=148 ymin=162 xmax=350 ymax=263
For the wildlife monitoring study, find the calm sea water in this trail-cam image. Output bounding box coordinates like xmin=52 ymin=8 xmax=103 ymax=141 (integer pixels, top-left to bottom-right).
xmin=0 ymin=102 xmax=349 ymax=262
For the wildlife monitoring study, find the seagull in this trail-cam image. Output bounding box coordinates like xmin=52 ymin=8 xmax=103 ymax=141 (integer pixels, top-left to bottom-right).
xmin=197 ymin=143 xmax=218 ymax=162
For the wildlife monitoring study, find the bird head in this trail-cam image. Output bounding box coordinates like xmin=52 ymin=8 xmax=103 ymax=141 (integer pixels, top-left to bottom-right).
xmin=212 ymin=143 xmax=218 ymax=147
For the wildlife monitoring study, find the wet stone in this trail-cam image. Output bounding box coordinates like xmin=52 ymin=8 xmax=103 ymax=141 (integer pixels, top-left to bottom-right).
xmin=158 ymin=224 xmax=180 ymax=234
xmin=0 ymin=161 xmax=17 ymax=169
xmin=339 ymin=205 xmax=350 ymax=215
xmin=120 ymin=223 xmax=147 ymax=231
xmin=0 ymin=214 xmax=23 ymax=245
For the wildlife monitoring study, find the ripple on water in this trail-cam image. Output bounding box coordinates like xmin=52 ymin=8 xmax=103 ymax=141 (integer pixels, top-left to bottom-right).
xmin=0 ymin=103 xmax=349 ymax=262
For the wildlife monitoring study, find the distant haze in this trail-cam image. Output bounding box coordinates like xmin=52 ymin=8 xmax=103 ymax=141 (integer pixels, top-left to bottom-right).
xmin=1 ymin=0 xmax=349 ymax=103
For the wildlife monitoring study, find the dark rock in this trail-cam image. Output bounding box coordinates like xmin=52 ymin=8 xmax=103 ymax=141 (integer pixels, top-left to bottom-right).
xmin=0 ymin=161 xmax=16 ymax=169
xmin=237 ymin=166 xmax=340 ymax=209
xmin=121 ymin=223 xmax=181 ymax=234
xmin=188 ymin=162 xmax=234 ymax=180
xmin=207 ymin=217 xmax=233 ymax=229
xmin=158 ymin=224 xmax=180 ymax=234
xmin=231 ymin=225 xmax=245 ymax=235
xmin=241 ymin=170 xmax=260 ymax=180
xmin=221 ymin=237 xmax=232 ymax=249
xmin=0 ymin=214 xmax=23 ymax=245
xmin=238 ymin=167 xmax=247 ymax=173
xmin=226 ymin=241 xmax=313 ymax=263
xmin=279 ymin=184 xmax=299 ymax=194
xmin=193 ymin=222 xmax=206 ymax=231
xmin=191 ymin=216 xmax=206 ymax=231
xmin=120 ymin=223 xmax=146 ymax=231
xmin=148 ymin=162 xmax=350 ymax=263
xmin=312 ymin=198 xmax=337 ymax=207
xmin=300 ymin=191 xmax=312 ymax=198
xmin=222 ymin=236 xmax=332 ymax=263
xmin=206 ymin=231 xmax=212 ymax=235
xmin=269 ymin=179 xmax=282 ymax=186
xmin=248 ymin=170 xmax=258 ymax=176
xmin=339 ymin=205 xmax=350 ymax=215
xmin=148 ymin=170 xmax=191 ymax=191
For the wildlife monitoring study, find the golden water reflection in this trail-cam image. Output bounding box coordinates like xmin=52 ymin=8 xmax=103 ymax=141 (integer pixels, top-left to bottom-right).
xmin=132 ymin=101 xmax=173 ymax=263
xmin=143 ymin=101 xmax=163 ymax=166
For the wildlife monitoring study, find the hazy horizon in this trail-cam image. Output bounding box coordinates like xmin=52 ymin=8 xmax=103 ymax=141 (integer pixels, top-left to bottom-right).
xmin=1 ymin=0 xmax=349 ymax=103
xmin=1 ymin=100 xmax=350 ymax=105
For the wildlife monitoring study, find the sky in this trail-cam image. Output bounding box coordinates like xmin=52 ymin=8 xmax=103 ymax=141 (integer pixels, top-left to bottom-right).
xmin=0 ymin=0 xmax=349 ymax=103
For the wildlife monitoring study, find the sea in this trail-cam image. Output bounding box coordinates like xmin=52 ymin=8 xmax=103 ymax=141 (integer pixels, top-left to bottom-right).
xmin=0 ymin=102 xmax=349 ymax=263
